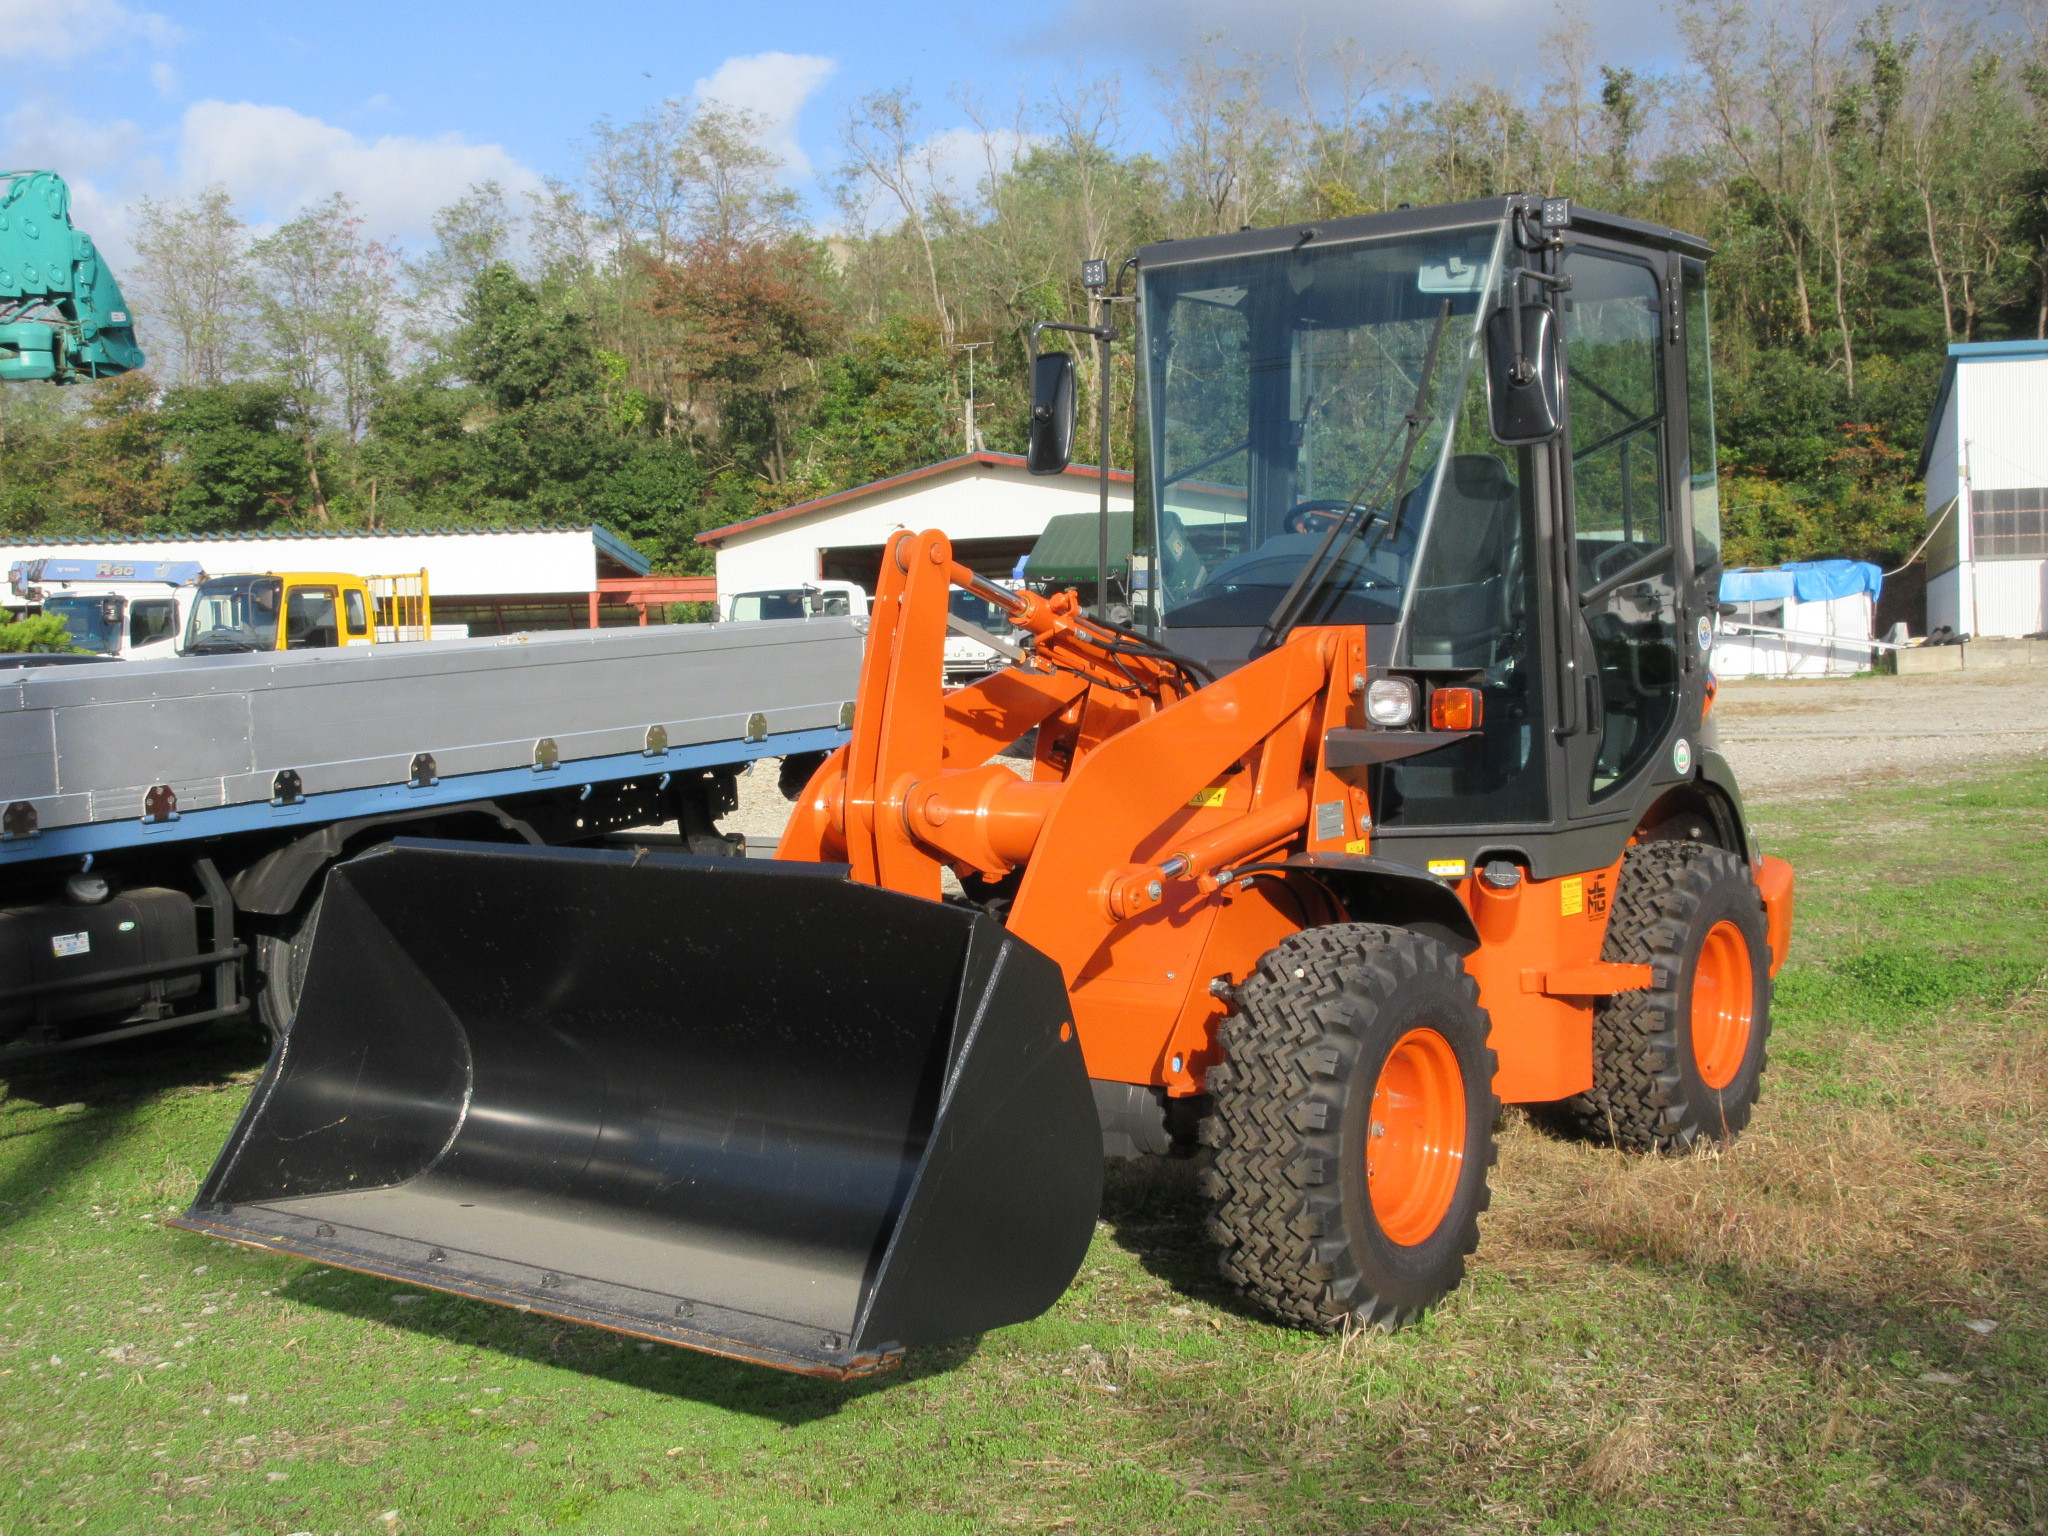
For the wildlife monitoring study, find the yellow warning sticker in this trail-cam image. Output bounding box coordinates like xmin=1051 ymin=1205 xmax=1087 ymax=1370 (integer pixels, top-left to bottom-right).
xmin=1427 ymin=858 xmax=1468 ymax=879
xmin=1346 ymin=838 xmax=1370 ymax=854
xmin=1187 ymin=786 xmax=1228 ymax=808
xmin=1560 ymin=875 xmax=1584 ymax=916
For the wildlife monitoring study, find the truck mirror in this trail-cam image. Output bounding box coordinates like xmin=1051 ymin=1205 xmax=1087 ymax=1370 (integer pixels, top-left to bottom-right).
xmin=1027 ymin=351 xmax=1077 ymax=475
xmin=1484 ymin=304 xmax=1561 ymax=445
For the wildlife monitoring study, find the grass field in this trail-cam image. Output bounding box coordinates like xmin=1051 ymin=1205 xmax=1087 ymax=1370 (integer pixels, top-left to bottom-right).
xmin=4 ymin=762 xmax=2046 ymax=1535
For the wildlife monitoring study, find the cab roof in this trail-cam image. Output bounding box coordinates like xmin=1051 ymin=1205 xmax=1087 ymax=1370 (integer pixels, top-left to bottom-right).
xmin=1135 ymin=196 xmax=1712 ymax=272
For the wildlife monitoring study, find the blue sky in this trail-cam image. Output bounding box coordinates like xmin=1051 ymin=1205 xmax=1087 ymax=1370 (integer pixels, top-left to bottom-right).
xmin=1 ymin=0 xmax=1682 ymax=261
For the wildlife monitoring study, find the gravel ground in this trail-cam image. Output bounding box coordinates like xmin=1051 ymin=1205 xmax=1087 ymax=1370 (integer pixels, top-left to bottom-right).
xmin=1712 ymin=668 xmax=2048 ymax=801
xmin=709 ymin=667 xmax=2048 ymax=848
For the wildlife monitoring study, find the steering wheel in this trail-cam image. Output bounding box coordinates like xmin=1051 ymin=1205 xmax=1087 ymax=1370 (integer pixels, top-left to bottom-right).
xmin=1283 ymin=498 xmax=1372 ymax=536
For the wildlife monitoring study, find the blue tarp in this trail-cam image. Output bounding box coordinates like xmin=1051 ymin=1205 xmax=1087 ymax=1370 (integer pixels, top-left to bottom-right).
xmin=1720 ymin=559 xmax=1883 ymax=604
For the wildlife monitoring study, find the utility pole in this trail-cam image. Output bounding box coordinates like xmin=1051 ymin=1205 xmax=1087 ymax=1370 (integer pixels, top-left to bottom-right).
xmin=953 ymin=341 xmax=988 ymax=454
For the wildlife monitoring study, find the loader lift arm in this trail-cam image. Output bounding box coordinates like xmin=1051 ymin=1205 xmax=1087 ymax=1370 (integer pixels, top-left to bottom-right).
xmin=780 ymin=527 xmax=1371 ymax=1095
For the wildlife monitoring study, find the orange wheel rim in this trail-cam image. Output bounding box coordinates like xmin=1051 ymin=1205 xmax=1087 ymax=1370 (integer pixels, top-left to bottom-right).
xmin=1366 ymin=1027 xmax=1467 ymax=1247
xmin=1692 ymin=920 xmax=1754 ymax=1090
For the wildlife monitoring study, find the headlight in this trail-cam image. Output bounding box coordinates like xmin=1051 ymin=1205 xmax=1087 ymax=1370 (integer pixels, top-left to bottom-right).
xmin=1365 ymin=677 xmax=1417 ymax=727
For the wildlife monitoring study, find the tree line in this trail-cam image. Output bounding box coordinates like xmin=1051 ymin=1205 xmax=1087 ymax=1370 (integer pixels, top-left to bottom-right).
xmin=0 ymin=0 xmax=2039 ymax=575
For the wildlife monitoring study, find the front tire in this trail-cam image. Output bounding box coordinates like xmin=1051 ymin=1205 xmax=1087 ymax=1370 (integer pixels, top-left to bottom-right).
xmin=1544 ymin=842 xmax=1773 ymax=1152
xmin=1200 ymin=924 xmax=1499 ymax=1331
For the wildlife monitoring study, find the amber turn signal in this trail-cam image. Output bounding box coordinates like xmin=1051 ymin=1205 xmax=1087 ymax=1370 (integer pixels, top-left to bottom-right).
xmin=1429 ymin=686 xmax=1483 ymax=731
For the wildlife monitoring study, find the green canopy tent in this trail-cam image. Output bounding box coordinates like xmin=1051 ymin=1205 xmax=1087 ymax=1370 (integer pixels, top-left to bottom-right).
xmin=1023 ymin=512 xmax=1133 ymax=587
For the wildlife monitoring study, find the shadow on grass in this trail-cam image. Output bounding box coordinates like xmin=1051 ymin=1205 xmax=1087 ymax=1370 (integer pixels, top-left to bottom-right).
xmin=269 ymin=1265 xmax=986 ymax=1426
xmin=0 ymin=1019 xmax=268 ymax=1234
xmin=1095 ymin=1153 xmax=1282 ymax=1326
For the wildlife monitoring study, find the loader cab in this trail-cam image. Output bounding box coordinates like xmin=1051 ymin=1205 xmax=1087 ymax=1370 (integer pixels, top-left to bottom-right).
xmin=1131 ymin=197 xmax=1723 ymax=878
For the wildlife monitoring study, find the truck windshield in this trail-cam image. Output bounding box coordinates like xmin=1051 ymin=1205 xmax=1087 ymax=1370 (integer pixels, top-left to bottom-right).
xmin=1138 ymin=222 xmax=1502 ymax=631
xmin=948 ymin=589 xmax=1014 ymax=631
xmin=729 ymin=588 xmax=848 ymax=620
xmin=44 ymin=595 xmax=125 ymax=654
xmin=183 ymin=577 xmax=283 ymax=654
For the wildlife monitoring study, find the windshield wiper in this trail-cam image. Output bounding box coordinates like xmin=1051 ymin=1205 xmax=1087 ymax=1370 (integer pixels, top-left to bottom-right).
xmin=1252 ymin=297 xmax=1455 ymax=655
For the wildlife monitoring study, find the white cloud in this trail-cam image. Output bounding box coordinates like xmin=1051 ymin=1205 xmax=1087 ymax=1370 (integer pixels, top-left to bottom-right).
xmin=3 ymin=96 xmax=151 ymax=176
xmin=1045 ymin=0 xmax=1677 ymax=81
xmin=692 ymin=51 xmax=837 ymax=179
xmin=175 ymin=100 xmax=542 ymax=243
xmin=922 ymin=125 xmax=1043 ymax=202
xmin=0 ymin=94 xmax=543 ymax=264
xmin=0 ymin=0 xmax=178 ymax=61
xmin=149 ymin=59 xmax=178 ymax=99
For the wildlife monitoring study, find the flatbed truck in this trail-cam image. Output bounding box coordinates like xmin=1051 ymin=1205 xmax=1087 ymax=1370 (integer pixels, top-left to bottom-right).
xmin=0 ymin=618 xmax=859 ymax=1057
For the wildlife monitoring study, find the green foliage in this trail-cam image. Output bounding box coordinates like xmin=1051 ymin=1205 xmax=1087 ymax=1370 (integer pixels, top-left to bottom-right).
xmin=0 ymin=612 xmax=79 ymax=652
xmin=12 ymin=32 xmax=2043 ymax=578
xmin=807 ymin=317 xmax=959 ymax=489
xmin=158 ymin=383 xmax=307 ymax=530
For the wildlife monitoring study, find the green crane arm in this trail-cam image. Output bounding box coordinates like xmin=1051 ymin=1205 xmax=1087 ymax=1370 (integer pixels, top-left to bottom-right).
xmin=0 ymin=170 xmax=145 ymax=383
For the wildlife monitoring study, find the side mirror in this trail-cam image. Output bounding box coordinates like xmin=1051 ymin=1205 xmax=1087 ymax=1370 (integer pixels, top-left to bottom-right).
xmin=1484 ymin=304 xmax=1561 ymax=445
xmin=1026 ymin=351 xmax=1076 ymax=475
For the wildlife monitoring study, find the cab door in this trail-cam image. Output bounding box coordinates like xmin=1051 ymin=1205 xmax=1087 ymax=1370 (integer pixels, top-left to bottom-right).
xmin=341 ymin=583 xmax=374 ymax=645
xmin=1556 ymin=244 xmax=1688 ymax=819
xmin=282 ymin=584 xmax=341 ymax=649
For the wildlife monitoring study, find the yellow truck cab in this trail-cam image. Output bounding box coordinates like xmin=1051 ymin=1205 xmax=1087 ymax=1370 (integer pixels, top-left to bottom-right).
xmin=180 ymin=572 xmax=376 ymax=656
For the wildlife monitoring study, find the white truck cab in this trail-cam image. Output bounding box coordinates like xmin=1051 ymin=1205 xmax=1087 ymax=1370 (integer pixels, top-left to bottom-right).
xmin=720 ymin=580 xmax=871 ymax=624
xmin=6 ymin=558 xmax=205 ymax=661
xmin=943 ymin=580 xmax=1023 ymax=687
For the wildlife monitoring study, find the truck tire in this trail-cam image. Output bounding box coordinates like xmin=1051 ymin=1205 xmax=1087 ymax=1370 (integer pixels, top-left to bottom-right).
xmin=252 ymin=885 xmax=323 ymax=1039
xmin=1542 ymin=842 xmax=1772 ymax=1152
xmin=1200 ymin=924 xmax=1499 ymax=1331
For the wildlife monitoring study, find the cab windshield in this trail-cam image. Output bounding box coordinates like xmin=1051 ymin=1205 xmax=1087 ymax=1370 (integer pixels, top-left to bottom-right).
xmin=728 ymin=587 xmax=849 ymax=621
xmin=44 ymin=595 xmax=124 ymax=654
xmin=183 ymin=577 xmax=282 ymax=654
xmin=948 ymin=588 xmax=1014 ymax=631
xmin=1138 ymin=223 xmax=1502 ymax=631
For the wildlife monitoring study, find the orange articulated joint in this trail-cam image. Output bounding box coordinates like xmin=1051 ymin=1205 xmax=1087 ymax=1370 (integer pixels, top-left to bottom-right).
xmin=906 ymin=768 xmax=1064 ymax=879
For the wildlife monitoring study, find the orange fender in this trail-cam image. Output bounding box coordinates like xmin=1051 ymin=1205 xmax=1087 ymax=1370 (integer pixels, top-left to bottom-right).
xmin=1754 ymin=855 xmax=1795 ymax=976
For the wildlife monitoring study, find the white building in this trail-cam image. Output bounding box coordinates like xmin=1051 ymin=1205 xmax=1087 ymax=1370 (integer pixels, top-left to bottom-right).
xmin=0 ymin=524 xmax=697 ymax=634
xmin=699 ymin=452 xmax=1136 ymax=600
xmin=1921 ymin=339 xmax=2048 ymax=639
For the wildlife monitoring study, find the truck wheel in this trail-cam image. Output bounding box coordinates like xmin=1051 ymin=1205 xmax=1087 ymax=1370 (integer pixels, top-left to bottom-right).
xmin=1200 ymin=924 xmax=1499 ymax=1331
xmin=1544 ymin=842 xmax=1772 ymax=1152
xmin=253 ymin=886 xmax=323 ymax=1039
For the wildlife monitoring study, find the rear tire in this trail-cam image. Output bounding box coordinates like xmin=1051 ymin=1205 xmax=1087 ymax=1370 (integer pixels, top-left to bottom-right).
xmin=1541 ymin=842 xmax=1772 ymax=1152
xmin=1200 ymin=924 xmax=1498 ymax=1331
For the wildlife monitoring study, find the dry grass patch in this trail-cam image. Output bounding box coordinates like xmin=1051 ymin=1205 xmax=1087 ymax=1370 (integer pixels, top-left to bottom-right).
xmin=1491 ymin=1008 xmax=2048 ymax=1309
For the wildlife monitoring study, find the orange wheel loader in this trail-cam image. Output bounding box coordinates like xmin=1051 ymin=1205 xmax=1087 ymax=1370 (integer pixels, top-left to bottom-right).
xmin=176 ymin=195 xmax=1795 ymax=1377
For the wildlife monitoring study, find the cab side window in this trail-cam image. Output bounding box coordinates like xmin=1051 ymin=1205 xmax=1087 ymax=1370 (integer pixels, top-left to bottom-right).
xmin=344 ymin=588 xmax=369 ymax=637
xmin=285 ymin=587 xmax=340 ymax=649
xmin=129 ymin=599 xmax=178 ymax=647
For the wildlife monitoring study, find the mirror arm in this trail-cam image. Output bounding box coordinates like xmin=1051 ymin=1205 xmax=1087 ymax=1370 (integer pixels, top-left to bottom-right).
xmin=1030 ymin=319 xmax=1112 ymax=352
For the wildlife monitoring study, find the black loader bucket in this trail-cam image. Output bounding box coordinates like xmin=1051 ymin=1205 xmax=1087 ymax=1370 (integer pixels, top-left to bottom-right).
xmin=172 ymin=839 xmax=1102 ymax=1377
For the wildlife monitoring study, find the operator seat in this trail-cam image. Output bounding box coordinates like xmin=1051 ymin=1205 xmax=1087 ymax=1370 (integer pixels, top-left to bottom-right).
xmin=1405 ymin=453 xmax=1520 ymax=669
